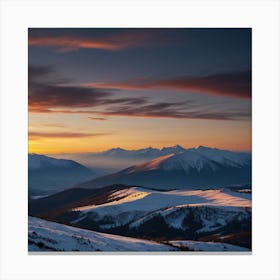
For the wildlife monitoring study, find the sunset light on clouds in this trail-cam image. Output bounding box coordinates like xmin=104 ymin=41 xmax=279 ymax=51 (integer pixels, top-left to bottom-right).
xmin=28 ymin=28 xmax=251 ymax=154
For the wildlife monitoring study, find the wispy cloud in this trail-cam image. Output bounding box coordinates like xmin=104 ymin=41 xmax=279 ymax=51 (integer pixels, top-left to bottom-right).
xmin=42 ymin=124 xmax=66 ymax=128
xmin=95 ymin=103 xmax=250 ymax=121
xmin=87 ymin=70 xmax=251 ymax=99
xmin=88 ymin=117 xmax=107 ymax=121
xmin=28 ymin=131 xmax=111 ymax=140
xmin=28 ymin=29 xmax=165 ymax=52
xmin=28 ymin=65 xmax=150 ymax=113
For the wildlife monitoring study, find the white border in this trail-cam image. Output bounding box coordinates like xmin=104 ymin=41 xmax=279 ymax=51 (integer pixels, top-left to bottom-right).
xmin=0 ymin=0 xmax=279 ymax=279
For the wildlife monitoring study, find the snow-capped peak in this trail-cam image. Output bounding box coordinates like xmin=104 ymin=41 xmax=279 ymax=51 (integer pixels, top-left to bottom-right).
xmin=125 ymin=147 xmax=251 ymax=174
xmin=194 ymin=145 xmax=216 ymax=150
xmin=159 ymin=150 xmax=217 ymax=172
xmin=161 ymin=144 xmax=186 ymax=154
xmin=190 ymin=147 xmax=251 ymax=167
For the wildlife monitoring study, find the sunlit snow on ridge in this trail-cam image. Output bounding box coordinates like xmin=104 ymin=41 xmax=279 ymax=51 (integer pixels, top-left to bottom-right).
xmin=72 ymin=187 xmax=251 ymax=214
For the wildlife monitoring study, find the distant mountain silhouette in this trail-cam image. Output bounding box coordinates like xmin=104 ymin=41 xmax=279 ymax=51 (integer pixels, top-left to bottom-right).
xmin=78 ymin=146 xmax=251 ymax=190
xmin=93 ymin=144 xmax=186 ymax=159
xmin=28 ymin=154 xmax=95 ymax=196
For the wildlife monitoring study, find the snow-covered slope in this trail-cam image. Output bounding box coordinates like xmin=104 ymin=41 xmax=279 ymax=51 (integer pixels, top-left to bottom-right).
xmin=79 ymin=147 xmax=251 ymax=190
xmin=167 ymin=240 xmax=249 ymax=252
xmin=129 ymin=151 xmax=215 ymax=173
xmin=71 ymin=187 xmax=251 ymax=234
xmin=29 ymin=184 xmax=251 ymax=250
xmin=29 ymin=216 xmax=250 ymax=252
xmin=190 ymin=146 xmax=251 ymax=167
xmin=28 ymin=216 xmax=176 ymax=252
xmin=124 ymin=146 xmax=251 ymax=173
xmin=74 ymin=187 xmax=251 ymax=214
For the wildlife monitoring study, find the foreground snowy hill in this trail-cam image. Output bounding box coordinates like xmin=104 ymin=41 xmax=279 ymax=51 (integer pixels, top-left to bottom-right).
xmin=70 ymin=187 xmax=251 ymax=238
xmin=79 ymin=146 xmax=251 ymax=189
xmin=28 ymin=216 xmax=249 ymax=252
xmin=29 ymin=185 xmax=251 ymax=248
xmin=166 ymin=240 xmax=249 ymax=252
xmin=28 ymin=216 xmax=176 ymax=252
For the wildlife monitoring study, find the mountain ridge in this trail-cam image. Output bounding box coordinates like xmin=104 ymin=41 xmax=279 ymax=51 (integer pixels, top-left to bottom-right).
xmin=78 ymin=146 xmax=251 ymax=190
xmin=42 ymin=145 xmax=251 ymax=169
xmin=28 ymin=154 xmax=95 ymax=196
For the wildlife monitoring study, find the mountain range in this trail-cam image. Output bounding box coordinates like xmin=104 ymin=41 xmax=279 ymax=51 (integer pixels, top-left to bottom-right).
xmin=94 ymin=144 xmax=186 ymax=159
xmin=79 ymin=146 xmax=251 ymax=190
xmin=51 ymin=145 xmax=204 ymax=169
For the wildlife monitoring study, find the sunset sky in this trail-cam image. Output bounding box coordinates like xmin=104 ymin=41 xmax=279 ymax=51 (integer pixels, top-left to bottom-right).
xmin=28 ymin=28 xmax=251 ymax=154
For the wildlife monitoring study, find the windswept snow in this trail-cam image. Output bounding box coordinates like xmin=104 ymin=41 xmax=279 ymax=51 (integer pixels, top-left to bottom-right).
xmin=169 ymin=189 xmax=251 ymax=207
xmin=28 ymin=216 xmax=176 ymax=252
xmin=168 ymin=240 xmax=249 ymax=252
xmin=124 ymin=147 xmax=251 ymax=174
xmin=127 ymin=151 xmax=216 ymax=173
xmin=128 ymin=154 xmax=175 ymax=172
xmin=71 ymin=187 xmax=251 ymax=230
xmin=73 ymin=187 xmax=251 ymax=213
xmin=192 ymin=146 xmax=251 ymax=167
xmin=28 ymin=217 xmax=250 ymax=252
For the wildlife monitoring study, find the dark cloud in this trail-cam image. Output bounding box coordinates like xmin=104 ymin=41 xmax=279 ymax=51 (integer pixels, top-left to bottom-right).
xmin=28 ymin=65 xmax=250 ymax=121
xmin=97 ymin=103 xmax=251 ymax=121
xmin=29 ymin=83 xmax=111 ymax=111
xmin=28 ymin=65 xmax=148 ymax=113
xmin=88 ymin=70 xmax=251 ymax=99
xmin=28 ymin=65 xmax=52 ymax=80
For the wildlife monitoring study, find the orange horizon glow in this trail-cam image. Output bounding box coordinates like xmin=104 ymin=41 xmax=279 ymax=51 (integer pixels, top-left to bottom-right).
xmin=28 ymin=114 xmax=251 ymax=154
xmin=28 ymin=137 xmax=252 ymax=155
xmin=28 ymin=111 xmax=251 ymax=154
xmin=28 ymin=117 xmax=251 ymax=154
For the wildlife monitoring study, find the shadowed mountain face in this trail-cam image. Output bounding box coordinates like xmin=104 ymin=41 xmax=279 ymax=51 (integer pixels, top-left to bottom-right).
xmin=78 ymin=147 xmax=251 ymax=190
xmin=28 ymin=184 xmax=129 ymax=217
xmin=28 ymin=154 xmax=95 ymax=196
